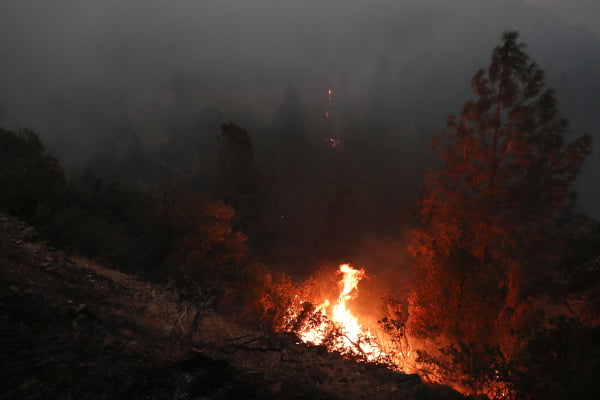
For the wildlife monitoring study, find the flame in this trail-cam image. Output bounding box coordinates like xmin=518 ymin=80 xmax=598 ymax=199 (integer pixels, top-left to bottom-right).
xmin=325 ymin=87 xmax=342 ymax=148
xmin=290 ymin=264 xmax=387 ymax=362
xmin=280 ymin=264 xmax=510 ymax=397
xmin=325 ymin=88 xmax=333 ymax=119
xmin=328 ymin=137 xmax=342 ymax=148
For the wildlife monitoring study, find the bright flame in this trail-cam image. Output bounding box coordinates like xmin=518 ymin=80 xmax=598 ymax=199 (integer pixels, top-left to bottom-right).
xmin=291 ymin=264 xmax=387 ymax=362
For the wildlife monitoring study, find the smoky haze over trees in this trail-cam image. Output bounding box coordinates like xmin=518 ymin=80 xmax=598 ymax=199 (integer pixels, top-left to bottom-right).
xmin=1 ymin=2 xmax=599 ymax=398
xmin=0 ymin=0 xmax=598 ymax=276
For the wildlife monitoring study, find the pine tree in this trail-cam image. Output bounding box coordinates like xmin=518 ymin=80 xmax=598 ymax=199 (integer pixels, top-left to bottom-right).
xmin=271 ymin=83 xmax=313 ymax=164
xmin=272 ymin=83 xmax=308 ymax=143
xmin=215 ymin=123 xmax=261 ymax=231
xmin=315 ymin=184 xmax=360 ymax=263
xmin=0 ymin=128 xmax=66 ymax=223
xmin=406 ymin=31 xmax=591 ymax=394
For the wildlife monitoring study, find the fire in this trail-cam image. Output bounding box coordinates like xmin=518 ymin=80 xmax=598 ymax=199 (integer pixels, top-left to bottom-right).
xmin=325 ymin=88 xmax=333 ymax=119
xmin=327 ymin=137 xmax=342 ymax=148
xmin=278 ymin=263 xmax=512 ymax=397
xmin=288 ymin=264 xmax=387 ymax=362
xmin=324 ymin=87 xmax=342 ymax=148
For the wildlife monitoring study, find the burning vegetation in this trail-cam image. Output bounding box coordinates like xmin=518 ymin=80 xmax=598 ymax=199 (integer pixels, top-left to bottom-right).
xmin=1 ymin=31 xmax=599 ymax=400
xmin=253 ymin=32 xmax=599 ymax=399
xmin=282 ymin=264 xmax=389 ymax=363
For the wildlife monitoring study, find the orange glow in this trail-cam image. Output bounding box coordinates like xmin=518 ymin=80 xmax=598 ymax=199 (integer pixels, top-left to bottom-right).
xmin=289 ymin=264 xmax=387 ymax=362
xmin=325 ymin=88 xmax=333 ymax=119
xmin=328 ymin=137 xmax=342 ymax=148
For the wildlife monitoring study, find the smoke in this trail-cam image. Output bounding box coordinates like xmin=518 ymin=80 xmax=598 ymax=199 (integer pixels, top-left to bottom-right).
xmin=0 ymin=0 xmax=598 ymax=216
xmin=526 ymin=0 xmax=600 ymax=37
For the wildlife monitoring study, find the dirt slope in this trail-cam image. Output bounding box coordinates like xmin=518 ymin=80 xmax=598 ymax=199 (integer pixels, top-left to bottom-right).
xmin=0 ymin=213 xmax=460 ymax=400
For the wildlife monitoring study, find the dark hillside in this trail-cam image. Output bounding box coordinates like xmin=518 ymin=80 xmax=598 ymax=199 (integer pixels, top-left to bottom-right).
xmin=0 ymin=213 xmax=457 ymax=400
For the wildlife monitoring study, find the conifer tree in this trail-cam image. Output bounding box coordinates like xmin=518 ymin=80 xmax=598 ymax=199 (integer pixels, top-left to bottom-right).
xmin=272 ymin=83 xmax=309 ymax=145
xmin=216 ymin=123 xmax=261 ymax=231
xmin=406 ymin=31 xmax=591 ymax=394
xmin=0 ymin=128 xmax=66 ymax=223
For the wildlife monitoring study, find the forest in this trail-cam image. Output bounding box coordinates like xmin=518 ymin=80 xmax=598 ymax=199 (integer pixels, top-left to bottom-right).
xmin=1 ymin=30 xmax=599 ymax=399
xmin=1 ymin=1 xmax=600 ymax=398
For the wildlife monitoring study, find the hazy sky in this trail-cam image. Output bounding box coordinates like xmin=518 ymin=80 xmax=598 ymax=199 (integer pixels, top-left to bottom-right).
xmin=527 ymin=0 xmax=600 ymax=36
xmin=0 ymin=0 xmax=598 ymax=214
xmin=1 ymin=1 xmax=597 ymax=84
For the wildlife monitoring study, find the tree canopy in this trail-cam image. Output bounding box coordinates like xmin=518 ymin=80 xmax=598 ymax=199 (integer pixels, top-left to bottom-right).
xmin=406 ymin=31 xmax=591 ymax=395
xmin=0 ymin=128 xmax=66 ymax=223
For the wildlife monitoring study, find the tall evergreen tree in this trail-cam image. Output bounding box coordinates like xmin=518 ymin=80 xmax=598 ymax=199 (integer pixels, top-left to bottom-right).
xmin=406 ymin=31 xmax=591 ymax=394
xmin=215 ymin=123 xmax=259 ymax=230
xmin=272 ymin=83 xmax=309 ymax=145
xmin=270 ymin=82 xmax=314 ymax=165
xmin=0 ymin=128 xmax=66 ymax=223
xmin=315 ymin=184 xmax=360 ymax=263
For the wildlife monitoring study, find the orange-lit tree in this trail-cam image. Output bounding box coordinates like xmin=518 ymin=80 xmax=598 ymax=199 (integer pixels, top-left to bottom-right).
xmin=159 ymin=177 xmax=247 ymax=288
xmin=406 ymin=31 xmax=590 ymax=395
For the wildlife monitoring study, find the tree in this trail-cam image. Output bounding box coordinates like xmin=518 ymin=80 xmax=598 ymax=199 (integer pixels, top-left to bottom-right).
xmin=120 ymin=132 xmax=152 ymax=183
xmin=406 ymin=32 xmax=590 ymax=395
xmin=272 ymin=83 xmax=309 ymax=147
xmin=215 ymin=123 xmax=260 ymax=229
xmin=159 ymin=177 xmax=247 ymax=287
xmin=0 ymin=128 xmax=66 ymax=223
xmin=315 ymin=184 xmax=360 ymax=263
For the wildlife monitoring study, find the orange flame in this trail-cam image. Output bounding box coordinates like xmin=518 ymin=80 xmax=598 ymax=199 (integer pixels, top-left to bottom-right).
xmin=291 ymin=264 xmax=387 ymax=362
xmin=325 ymin=88 xmax=333 ymax=119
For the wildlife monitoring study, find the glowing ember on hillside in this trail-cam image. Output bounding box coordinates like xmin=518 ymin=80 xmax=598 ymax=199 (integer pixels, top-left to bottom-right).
xmin=288 ymin=264 xmax=387 ymax=362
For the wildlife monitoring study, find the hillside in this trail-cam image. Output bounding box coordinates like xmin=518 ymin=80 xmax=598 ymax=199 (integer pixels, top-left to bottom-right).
xmin=0 ymin=213 xmax=460 ymax=400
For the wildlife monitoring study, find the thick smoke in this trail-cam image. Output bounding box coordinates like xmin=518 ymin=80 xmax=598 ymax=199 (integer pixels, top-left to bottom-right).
xmin=0 ymin=0 xmax=598 ymax=217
